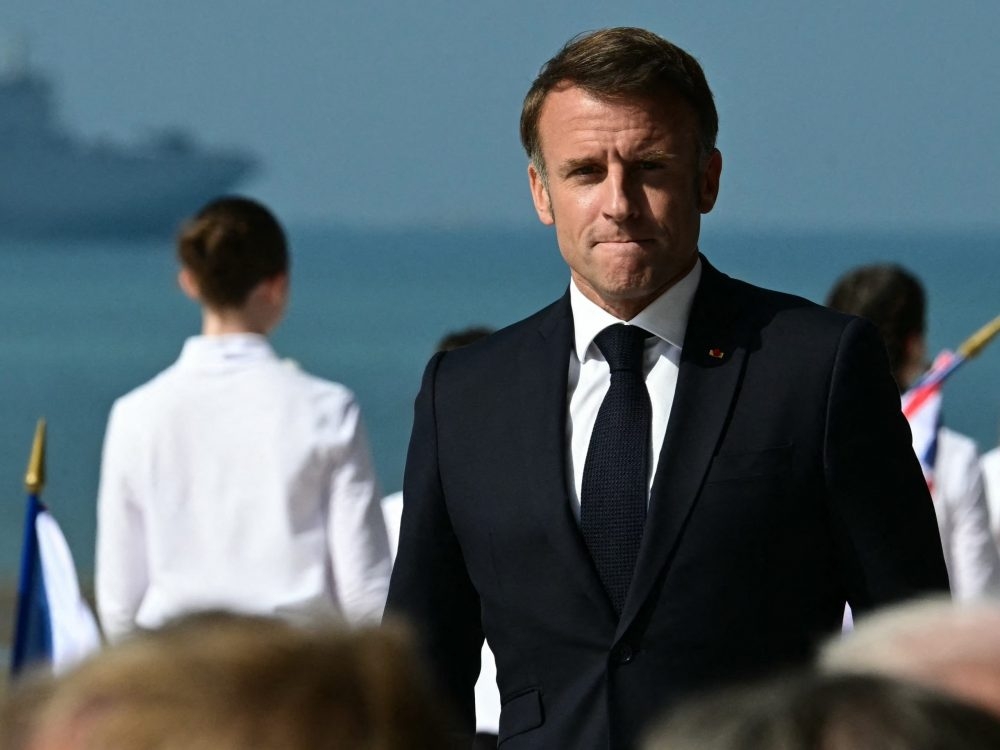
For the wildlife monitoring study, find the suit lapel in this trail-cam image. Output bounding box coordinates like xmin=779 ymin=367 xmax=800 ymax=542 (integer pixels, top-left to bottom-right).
xmin=617 ymin=260 xmax=749 ymax=636
xmin=516 ymin=293 xmax=619 ymax=619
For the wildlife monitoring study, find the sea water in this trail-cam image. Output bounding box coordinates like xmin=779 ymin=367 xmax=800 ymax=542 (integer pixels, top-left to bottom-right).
xmin=1 ymin=224 xmax=998 ymax=581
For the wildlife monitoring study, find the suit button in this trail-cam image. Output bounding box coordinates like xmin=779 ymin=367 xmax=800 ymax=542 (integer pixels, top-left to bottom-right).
xmin=617 ymin=645 xmax=634 ymax=664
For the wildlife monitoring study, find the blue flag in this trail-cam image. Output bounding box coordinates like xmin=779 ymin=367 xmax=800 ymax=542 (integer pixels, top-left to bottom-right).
xmin=11 ymin=494 xmax=49 ymax=675
xmin=10 ymin=494 xmax=100 ymax=679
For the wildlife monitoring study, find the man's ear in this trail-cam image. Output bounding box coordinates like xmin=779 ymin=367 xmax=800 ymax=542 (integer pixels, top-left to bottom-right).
xmin=528 ymin=163 xmax=555 ymax=226
xmin=177 ymin=267 xmax=200 ymax=301
xmin=698 ymin=148 xmax=723 ymax=214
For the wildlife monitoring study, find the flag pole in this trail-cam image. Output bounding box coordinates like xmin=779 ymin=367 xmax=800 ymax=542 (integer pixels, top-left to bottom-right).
xmin=25 ymin=418 xmax=46 ymax=496
xmin=906 ymin=313 xmax=1000 ymax=395
xmin=957 ymin=314 xmax=1000 ymax=360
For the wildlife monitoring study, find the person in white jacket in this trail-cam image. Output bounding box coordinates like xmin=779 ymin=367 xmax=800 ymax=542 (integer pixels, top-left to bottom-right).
xmin=96 ymin=196 xmax=391 ymax=642
xmin=982 ymin=444 xmax=1000 ymax=550
xmin=828 ymin=264 xmax=1000 ymax=599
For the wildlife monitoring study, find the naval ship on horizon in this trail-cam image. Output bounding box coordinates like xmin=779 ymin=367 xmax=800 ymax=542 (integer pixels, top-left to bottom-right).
xmin=0 ymin=55 xmax=257 ymax=239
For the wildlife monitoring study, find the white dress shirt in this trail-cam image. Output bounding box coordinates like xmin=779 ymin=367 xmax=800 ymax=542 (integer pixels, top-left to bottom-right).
xmin=96 ymin=334 xmax=391 ymax=641
xmin=566 ymin=259 xmax=701 ymax=518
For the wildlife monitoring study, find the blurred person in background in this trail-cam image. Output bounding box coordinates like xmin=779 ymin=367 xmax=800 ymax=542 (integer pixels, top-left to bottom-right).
xmin=828 ymin=263 xmax=1000 ymax=598
xmin=981 ymin=436 xmax=1000 ymax=549
xmin=96 ymin=196 xmax=390 ymax=642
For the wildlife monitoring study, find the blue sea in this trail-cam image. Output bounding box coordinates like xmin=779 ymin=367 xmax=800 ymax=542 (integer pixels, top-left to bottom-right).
xmin=2 ymin=224 xmax=999 ymax=585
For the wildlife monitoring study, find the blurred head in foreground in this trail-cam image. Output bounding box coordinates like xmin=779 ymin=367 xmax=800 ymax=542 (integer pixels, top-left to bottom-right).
xmin=819 ymin=596 xmax=1000 ymax=718
xmin=642 ymin=670 xmax=1000 ymax=750
xmin=2 ymin=611 xmax=452 ymax=750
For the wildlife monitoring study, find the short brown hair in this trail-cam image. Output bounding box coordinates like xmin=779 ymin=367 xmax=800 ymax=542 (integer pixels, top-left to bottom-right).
xmin=177 ymin=196 xmax=288 ymax=309
xmin=826 ymin=264 xmax=926 ymax=381
xmin=644 ymin=671 xmax=1000 ymax=750
xmin=520 ymin=27 xmax=718 ymax=174
xmin=436 ymin=326 xmax=494 ymax=353
xmin=11 ymin=612 xmax=454 ymax=750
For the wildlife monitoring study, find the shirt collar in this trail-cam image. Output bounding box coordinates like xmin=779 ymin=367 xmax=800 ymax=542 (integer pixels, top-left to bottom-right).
xmin=570 ymin=257 xmax=701 ymax=363
xmin=176 ymin=334 xmax=278 ymax=370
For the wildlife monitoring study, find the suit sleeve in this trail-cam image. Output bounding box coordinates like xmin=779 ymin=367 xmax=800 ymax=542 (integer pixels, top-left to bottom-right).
xmin=824 ymin=317 xmax=950 ymax=612
xmin=386 ymin=352 xmax=483 ymax=735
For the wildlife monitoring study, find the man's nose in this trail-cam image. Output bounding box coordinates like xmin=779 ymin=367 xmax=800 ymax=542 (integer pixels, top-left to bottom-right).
xmin=601 ymin=171 xmax=639 ymax=222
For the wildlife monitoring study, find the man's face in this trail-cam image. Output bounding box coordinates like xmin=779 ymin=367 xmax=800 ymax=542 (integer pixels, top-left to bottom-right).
xmin=528 ymin=85 xmax=722 ymax=320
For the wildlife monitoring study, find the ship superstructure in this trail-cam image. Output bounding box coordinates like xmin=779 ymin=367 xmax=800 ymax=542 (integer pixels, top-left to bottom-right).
xmin=0 ymin=54 xmax=256 ymax=238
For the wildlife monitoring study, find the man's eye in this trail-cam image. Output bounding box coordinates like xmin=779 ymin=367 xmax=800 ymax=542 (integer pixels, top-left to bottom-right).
xmin=638 ymin=161 xmax=664 ymax=170
xmin=570 ymin=165 xmax=598 ymax=177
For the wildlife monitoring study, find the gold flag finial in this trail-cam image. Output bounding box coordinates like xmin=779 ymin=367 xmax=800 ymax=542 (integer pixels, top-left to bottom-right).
xmin=957 ymin=315 xmax=1000 ymax=360
xmin=24 ymin=418 xmax=46 ymax=495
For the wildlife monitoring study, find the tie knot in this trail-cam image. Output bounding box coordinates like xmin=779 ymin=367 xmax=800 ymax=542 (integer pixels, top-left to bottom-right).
xmin=594 ymin=324 xmax=649 ymax=372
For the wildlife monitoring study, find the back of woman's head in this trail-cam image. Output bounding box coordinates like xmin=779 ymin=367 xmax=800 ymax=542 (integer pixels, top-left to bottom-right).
xmin=177 ymin=196 xmax=288 ymax=310
xmin=644 ymin=671 xmax=1000 ymax=750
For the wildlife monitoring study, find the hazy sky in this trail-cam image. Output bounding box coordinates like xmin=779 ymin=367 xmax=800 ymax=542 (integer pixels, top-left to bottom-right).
xmin=3 ymin=1 xmax=997 ymax=230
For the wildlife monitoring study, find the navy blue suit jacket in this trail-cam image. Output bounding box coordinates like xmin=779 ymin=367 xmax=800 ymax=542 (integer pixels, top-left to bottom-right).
xmin=387 ymin=258 xmax=949 ymax=750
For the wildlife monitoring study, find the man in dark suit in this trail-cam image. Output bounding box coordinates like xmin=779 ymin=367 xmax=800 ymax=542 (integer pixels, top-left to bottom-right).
xmin=386 ymin=27 xmax=949 ymax=750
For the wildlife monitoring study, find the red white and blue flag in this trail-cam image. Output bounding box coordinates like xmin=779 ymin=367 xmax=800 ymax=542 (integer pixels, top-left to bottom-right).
xmin=901 ymin=350 xmax=961 ymax=490
xmin=901 ymin=314 xmax=1000 ymax=486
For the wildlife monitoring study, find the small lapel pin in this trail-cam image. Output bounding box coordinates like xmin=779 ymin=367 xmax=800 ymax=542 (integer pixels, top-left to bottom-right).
xmin=708 ymin=348 xmax=725 ymax=359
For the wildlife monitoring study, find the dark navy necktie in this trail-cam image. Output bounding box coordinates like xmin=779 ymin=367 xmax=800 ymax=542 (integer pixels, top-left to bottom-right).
xmin=580 ymin=323 xmax=652 ymax=615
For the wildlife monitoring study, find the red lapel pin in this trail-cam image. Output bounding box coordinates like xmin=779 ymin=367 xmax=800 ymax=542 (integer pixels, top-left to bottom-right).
xmin=708 ymin=348 xmax=725 ymax=359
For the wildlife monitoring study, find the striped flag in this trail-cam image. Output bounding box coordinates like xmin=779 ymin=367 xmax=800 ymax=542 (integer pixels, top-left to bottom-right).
xmin=10 ymin=420 xmax=101 ymax=679
xmin=901 ymin=350 xmax=955 ymax=489
xmin=900 ymin=314 xmax=1000 ymax=490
